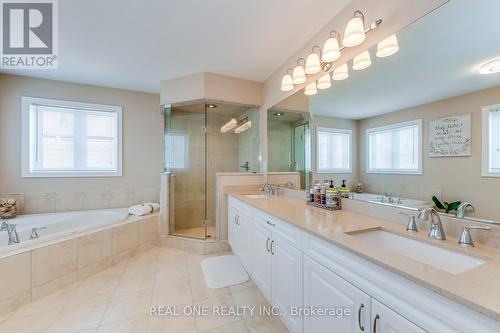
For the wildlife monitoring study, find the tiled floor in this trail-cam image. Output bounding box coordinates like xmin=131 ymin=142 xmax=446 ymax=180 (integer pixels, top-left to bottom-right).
xmin=0 ymin=247 xmax=289 ymax=333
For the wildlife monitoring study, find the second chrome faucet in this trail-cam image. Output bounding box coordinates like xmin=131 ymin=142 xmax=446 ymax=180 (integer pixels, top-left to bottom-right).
xmin=418 ymin=207 xmax=446 ymax=240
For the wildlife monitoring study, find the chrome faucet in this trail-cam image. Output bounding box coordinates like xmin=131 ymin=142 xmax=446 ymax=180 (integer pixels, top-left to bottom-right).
xmin=262 ymin=183 xmax=275 ymax=196
xmin=456 ymin=202 xmax=475 ymax=218
xmin=398 ymin=212 xmax=418 ymax=232
xmin=0 ymin=221 xmax=8 ymax=231
xmin=418 ymin=208 xmax=446 ymax=240
xmin=240 ymin=161 xmax=250 ymax=172
xmin=384 ymin=192 xmax=394 ymax=204
xmin=30 ymin=226 xmax=47 ymax=240
xmin=6 ymin=224 xmax=19 ymax=245
xmin=284 ymin=181 xmax=294 ymax=189
xmin=458 ymin=225 xmax=490 ymax=247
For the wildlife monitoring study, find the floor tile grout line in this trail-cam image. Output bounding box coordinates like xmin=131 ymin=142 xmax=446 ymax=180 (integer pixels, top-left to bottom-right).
xmin=93 ymin=255 xmax=132 ymax=329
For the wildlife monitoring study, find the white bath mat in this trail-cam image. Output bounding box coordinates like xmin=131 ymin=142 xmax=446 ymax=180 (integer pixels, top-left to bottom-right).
xmin=201 ymin=255 xmax=249 ymax=289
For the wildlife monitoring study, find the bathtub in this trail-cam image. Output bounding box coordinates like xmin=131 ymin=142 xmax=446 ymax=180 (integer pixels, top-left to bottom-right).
xmin=0 ymin=208 xmax=130 ymax=255
xmin=350 ymin=192 xmax=430 ymax=209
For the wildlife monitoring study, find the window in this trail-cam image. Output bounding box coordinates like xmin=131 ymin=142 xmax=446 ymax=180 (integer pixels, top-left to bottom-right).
xmin=316 ymin=127 xmax=352 ymax=173
xmin=165 ymin=131 xmax=188 ymax=170
xmin=482 ymin=104 xmax=500 ymax=177
xmin=367 ymin=119 xmax=422 ymax=174
xmin=21 ymin=97 xmax=122 ymax=177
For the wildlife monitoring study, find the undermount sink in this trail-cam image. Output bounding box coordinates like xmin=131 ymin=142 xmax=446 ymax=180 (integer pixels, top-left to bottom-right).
xmin=351 ymin=229 xmax=487 ymax=274
xmin=244 ymin=194 xmax=270 ymax=199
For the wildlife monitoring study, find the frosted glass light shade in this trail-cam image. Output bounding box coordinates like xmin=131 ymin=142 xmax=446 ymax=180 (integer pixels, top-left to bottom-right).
xmin=304 ymin=81 xmax=317 ymax=95
xmin=322 ymin=37 xmax=341 ymax=62
xmin=376 ymin=34 xmax=399 ymax=58
xmin=317 ymin=73 xmax=331 ymax=90
xmin=343 ymin=16 xmax=365 ymax=47
xmin=352 ymin=51 xmax=371 ymax=70
xmin=292 ymin=65 xmax=306 ymax=84
xmin=281 ymin=74 xmax=294 ymax=91
xmin=332 ymin=63 xmax=349 ymax=80
xmin=479 ymin=58 xmax=500 ymax=74
xmin=305 ymin=52 xmax=321 ymax=74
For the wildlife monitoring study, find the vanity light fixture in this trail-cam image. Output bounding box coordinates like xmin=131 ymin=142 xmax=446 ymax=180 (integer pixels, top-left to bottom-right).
xmin=479 ymin=58 xmax=500 ymax=74
xmin=292 ymin=58 xmax=307 ymax=84
xmin=305 ymin=46 xmax=322 ymax=75
xmin=343 ymin=10 xmax=366 ymax=47
xmin=220 ymin=118 xmax=237 ymax=133
xmin=322 ymin=31 xmax=341 ymax=63
xmin=376 ymin=34 xmax=399 ymax=58
xmin=280 ymin=68 xmax=294 ymax=91
xmin=234 ymin=119 xmax=252 ymax=134
xmin=352 ymin=50 xmax=372 ymax=70
xmin=317 ymin=73 xmax=332 ymax=89
xmin=332 ymin=63 xmax=349 ymax=80
xmin=304 ymin=81 xmax=318 ymax=96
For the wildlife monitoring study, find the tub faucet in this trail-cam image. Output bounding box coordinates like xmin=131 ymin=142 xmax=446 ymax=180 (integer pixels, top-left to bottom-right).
xmin=240 ymin=161 xmax=250 ymax=172
xmin=456 ymin=202 xmax=475 ymax=219
xmin=30 ymin=226 xmax=47 ymax=240
xmin=418 ymin=207 xmax=446 ymax=240
xmin=262 ymin=183 xmax=274 ymax=196
xmin=7 ymin=224 xmax=19 ymax=245
xmin=0 ymin=221 xmax=8 ymax=231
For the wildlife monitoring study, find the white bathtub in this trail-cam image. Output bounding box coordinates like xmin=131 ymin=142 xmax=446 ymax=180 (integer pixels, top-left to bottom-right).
xmin=0 ymin=208 xmax=130 ymax=255
xmin=350 ymin=192 xmax=430 ymax=209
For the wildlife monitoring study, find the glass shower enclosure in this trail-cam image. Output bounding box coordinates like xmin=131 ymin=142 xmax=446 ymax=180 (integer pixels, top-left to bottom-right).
xmin=164 ymin=101 xmax=260 ymax=240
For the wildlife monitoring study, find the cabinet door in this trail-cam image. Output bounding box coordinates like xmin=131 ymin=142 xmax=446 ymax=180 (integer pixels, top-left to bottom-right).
xmin=303 ymin=256 xmax=371 ymax=333
xmin=271 ymin=234 xmax=303 ymax=333
xmin=251 ymin=220 xmax=272 ymax=302
xmin=238 ymin=213 xmax=252 ymax=273
xmin=371 ymin=299 xmax=426 ymax=333
xmin=228 ymin=205 xmax=238 ymax=251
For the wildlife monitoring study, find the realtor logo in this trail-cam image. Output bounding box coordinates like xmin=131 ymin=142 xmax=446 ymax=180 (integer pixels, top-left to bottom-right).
xmin=1 ymin=0 xmax=58 ymax=68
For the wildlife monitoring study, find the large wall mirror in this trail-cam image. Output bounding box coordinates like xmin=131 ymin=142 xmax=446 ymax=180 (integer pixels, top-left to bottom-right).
xmin=271 ymin=0 xmax=500 ymax=223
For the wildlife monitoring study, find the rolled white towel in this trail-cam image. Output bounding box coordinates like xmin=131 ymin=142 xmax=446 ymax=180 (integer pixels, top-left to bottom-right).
xmin=128 ymin=202 xmax=160 ymax=216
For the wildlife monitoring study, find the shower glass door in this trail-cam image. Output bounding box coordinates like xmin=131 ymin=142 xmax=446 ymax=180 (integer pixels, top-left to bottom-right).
xmin=164 ymin=102 xmax=209 ymax=239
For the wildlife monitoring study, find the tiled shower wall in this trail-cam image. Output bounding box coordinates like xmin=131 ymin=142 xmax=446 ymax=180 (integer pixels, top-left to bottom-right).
xmin=0 ymin=187 xmax=160 ymax=215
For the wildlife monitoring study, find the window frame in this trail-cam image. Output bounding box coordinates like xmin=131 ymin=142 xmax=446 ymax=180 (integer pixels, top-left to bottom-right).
xmin=21 ymin=96 xmax=123 ymax=178
xmin=316 ymin=126 xmax=353 ymax=174
xmin=366 ymin=119 xmax=422 ymax=175
xmin=482 ymin=104 xmax=500 ymax=177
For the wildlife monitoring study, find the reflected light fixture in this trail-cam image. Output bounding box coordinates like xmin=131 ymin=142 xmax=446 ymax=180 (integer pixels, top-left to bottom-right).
xmin=376 ymin=34 xmax=399 ymax=58
xmin=305 ymin=46 xmax=321 ymax=74
xmin=479 ymin=58 xmax=500 ymax=74
xmin=332 ymin=63 xmax=349 ymax=80
xmin=343 ymin=11 xmax=366 ymax=47
xmin=317 ymin=73 xmax=331 ymax=90
xmin=292 ymin=58 xmax=306 ymax=84
xmin=274 ymin=112 xmax=284 ymax=116
xmin=234 ymin=120 xmax=252 ymax=134
xmin=304 ymin=81 xmax=317 ymax=96
xmin=281 ymin=68 xmax=294 ymax=91
xmin=352 ymin=50 xmax=372 ymax=70
xmin=322 ymin=31 xmax=341 ymax=63
xmin=220 ymin=119 xmax=237 ymax=133
xmin=207 ymin=103 xmax=217 ymax=108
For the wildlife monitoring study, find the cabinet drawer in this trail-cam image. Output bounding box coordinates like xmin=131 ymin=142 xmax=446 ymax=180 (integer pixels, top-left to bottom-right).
xmin=253 ymin=212 xmax=303 ymax=251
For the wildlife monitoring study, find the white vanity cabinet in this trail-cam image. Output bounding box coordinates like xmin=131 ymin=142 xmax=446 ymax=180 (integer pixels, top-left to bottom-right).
xmin=227 ymin=196 xmax=500 ymax=333
xmin=303 ymin=255 xmax=370 ymax=333
xmin=371 ymin=299 xmax=426 ymax=333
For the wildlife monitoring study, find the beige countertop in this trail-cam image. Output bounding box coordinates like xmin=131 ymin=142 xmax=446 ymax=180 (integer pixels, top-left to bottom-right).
xmin=229 ymin=192 xmax=500 ymax=323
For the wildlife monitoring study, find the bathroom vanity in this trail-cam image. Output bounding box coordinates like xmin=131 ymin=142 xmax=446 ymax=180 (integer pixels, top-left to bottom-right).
xmin=227 ymin=193 xmax=500 ymax=333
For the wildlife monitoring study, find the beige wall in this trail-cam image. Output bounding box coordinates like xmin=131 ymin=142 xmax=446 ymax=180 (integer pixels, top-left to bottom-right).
xmin=0 ymin=74 xmax=162 ymax=194
xmin=358 ymin=85 xmax=500 ymax=220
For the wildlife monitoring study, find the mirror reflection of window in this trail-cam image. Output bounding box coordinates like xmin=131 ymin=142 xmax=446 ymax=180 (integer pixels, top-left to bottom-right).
xmin=317 ymin=127 xmax=352 ymax=173
xmin=367 ymin=120 xmax=422 ymax=174
xmin=482 ymin=105 xmax=500 ymax=176
xmin=165 ymin=132 xmax=188 ymax=170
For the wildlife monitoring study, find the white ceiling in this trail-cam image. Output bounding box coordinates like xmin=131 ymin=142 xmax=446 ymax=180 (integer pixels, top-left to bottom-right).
xmin=310 ymin=0 xmax=500 ymax=119
xmin=0 ymin=0 xmax=352 ymax=93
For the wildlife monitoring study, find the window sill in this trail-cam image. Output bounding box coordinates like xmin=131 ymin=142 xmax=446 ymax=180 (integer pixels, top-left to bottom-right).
xmin=22 ymin=171 xmax=122 ymax=178
xmin=316 ymin=170 xmax=353 ymax=174
xmin=367 ymin=170 xmax=422 ymax=175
